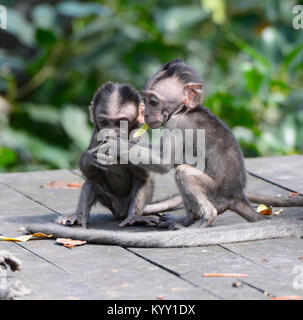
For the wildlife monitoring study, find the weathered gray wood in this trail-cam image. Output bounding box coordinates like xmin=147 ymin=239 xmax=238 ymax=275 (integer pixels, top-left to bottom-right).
xmin=132 ymin=246 xmax=282 ymax=299
xmin=221 ymin=239 xmax=303 ymax=296
xmin=0 ymin=170 xmax=84 ymax=215
xmin=21 ymin=240 xmax=213 ymax=299
xmin=0 ymin=183 xmax=57 ymax=240
xmin=246 ymin=155 xmax=303 ymax=192
xmin=0 ymin=241 xmax=102 ymax=300
xmin=0 ymin=177 xmax=213 ymax=299
xmin=1 ymin=155 xmax=303 ymax=300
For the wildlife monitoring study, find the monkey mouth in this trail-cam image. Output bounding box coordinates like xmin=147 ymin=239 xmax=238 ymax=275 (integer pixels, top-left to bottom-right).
xmin=147 ymin=121 xmax=162 ymax=129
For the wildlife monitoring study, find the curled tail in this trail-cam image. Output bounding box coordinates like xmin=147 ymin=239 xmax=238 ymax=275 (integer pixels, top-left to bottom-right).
xmin=26 ymin=219 xmax=303 ymax=248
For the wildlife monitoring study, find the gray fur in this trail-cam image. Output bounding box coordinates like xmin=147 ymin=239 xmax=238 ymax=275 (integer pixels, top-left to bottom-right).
xmin=26 ymin=218 xmax=303 ymax=248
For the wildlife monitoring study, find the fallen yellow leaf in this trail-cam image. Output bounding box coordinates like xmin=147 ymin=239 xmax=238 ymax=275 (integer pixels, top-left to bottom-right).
xmin=0 ymin=232 xmax=52 ymax=242
xmin=257 ymin=204 xmax=272 ymax=216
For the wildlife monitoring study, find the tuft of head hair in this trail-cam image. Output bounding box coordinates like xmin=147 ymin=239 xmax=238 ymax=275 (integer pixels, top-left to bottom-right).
xmin=89 ymin=82 xmax=141 ymax=123
xmin=145 ymin=59 xmax=203 ymax=90
xmin=118 ymin=84 xmax=141 ymax=107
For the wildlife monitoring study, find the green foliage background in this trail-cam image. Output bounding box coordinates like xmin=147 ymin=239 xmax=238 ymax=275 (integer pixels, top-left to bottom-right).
xmin=0 ymin=0 xmax=303 ymax=172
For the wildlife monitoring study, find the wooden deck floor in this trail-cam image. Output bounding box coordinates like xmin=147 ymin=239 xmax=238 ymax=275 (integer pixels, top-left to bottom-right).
xmin=0 ymin=155 xmax=303 ymax=300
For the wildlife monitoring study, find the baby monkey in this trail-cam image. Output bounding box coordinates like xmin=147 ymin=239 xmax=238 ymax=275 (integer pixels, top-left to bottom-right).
xmin=57 ymin=82 xmax=172 ymax=228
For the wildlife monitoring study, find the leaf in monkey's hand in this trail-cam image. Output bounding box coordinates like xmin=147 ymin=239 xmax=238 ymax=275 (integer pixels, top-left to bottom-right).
xmin=257 ymin=204 xmax=272 ymax=216
xmin=56 ymin=238 xmax=87 ymax=248
xmin=133 ymin=123 xmax=149 ymax=138
xmin=41 ymin=181 xmax=84 ymax=189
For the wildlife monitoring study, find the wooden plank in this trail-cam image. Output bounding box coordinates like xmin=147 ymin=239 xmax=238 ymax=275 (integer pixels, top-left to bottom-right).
xmin=0 ymin=177 xmax=213 ymax=299
xmin=20 ymin=239 xmax=213 ymax=300
xmin=1 ymin=159 xmax=303 ymax=300
xmin=0 ymin=183 xmax=57 ymax=237
xmin=0 ymin=170 xmax=84 ymax=215
xmin=132 ymin=245 xmax=293 ymax=299
xmin=246 ymin=155 xmax=303 ymax=192
xmin=0 ymin=241 xmax=102 ymax=300
xmin=221 ymin=238 xmax=303 ymax=297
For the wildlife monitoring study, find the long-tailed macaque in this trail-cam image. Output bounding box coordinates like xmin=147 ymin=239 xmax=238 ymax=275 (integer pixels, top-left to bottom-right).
xmin=55 ymin=82 xmax=176 ymax=228
xmin=97 ymin=60 xmax=303 ymax=229
xmin=26 ymin=62 xmax=303 ymax=247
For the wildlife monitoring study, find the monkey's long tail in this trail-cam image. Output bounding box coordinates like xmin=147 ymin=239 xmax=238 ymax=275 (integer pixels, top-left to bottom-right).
xmin=246 ymin=192 xmax=303 ymax=207
xmin=26 ymin=219 xmax=303 ymax=248
xmin=143 ymin=191 xmax=303 ymax=215
xmin=143 ymin=194 xmax=183 ymax=215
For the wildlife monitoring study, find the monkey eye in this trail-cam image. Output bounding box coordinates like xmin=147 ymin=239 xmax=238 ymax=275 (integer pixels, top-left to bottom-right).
xmin=99 ymin=120 xmax=108 ymax=127
xmin=150 ymin=99 xmax=159 ymax=107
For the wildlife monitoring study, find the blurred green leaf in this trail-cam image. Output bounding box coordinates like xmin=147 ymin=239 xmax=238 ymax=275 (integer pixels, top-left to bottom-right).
xmin=23 ymin=103 xmax=61 ymax=125
xmin=32 ymin=4 xmax=57 ymax=30
xmin=243 ymin=65 xmax=264 ymax=93
xmin=0 ymin=0 xmax=302 ymax=172
xmin=1 ymin=128 xmax=71 ymax=168
xmin=60 ymin=105 xmax=92 ymax=150
xmin=0 ymin=147 xmax=17 ymax=167
xmin=6 ymin=8 xmax=35 ymax=46
xmin=228 ymin=34 xmax=270 ymax=70
xmin=283 ymin=42 xmax=303 ymax=69
xmin=57 ymin=1 xmax=111 ymax=17
xmin=36 ymin=28 xmax=57 ymax=47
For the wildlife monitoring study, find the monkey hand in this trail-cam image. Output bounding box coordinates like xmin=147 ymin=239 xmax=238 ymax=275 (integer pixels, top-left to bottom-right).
xmin=56 ymin=213 xmax=89 ymax=228
xmin=87 ymin=144 xmax=116 ymax=169
xmin=96 ymin=136 xmax=133 ymax=165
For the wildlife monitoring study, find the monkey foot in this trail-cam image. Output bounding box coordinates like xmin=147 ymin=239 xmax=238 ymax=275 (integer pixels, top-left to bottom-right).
xmin=158 ymin=213 xmax=186 ymax=230
xmin=118 ymin=216 xmax=160 ymax=227
xmin=56 ymin=214 xmax=88 ymax=228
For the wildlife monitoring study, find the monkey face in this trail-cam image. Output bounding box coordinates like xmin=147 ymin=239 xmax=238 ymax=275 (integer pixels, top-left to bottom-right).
xmin=142 ymin=93 xmax=166 ymax=129
xmin=91 ymin=82 xmax=143 ymax=139
xmin=142 ymin=77 xmax=189 ymax=129
xmin=142 ymin=61 xmax=204 ymax=129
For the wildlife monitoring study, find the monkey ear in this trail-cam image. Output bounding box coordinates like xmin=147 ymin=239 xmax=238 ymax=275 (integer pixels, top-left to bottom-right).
xmin=89 ymin=103 xmax=95 ymax=124
xmin=184 ymin=83 xmax=202 ymax=108
xmin=137 ymin=102 xmax=145 ymax=124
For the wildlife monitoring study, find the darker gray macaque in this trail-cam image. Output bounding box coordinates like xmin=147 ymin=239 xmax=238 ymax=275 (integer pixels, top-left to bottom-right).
xmin=98 ymin=59 xmax=303 ymax=229
xmin=56 ymin=82 xmax=176 ymax=228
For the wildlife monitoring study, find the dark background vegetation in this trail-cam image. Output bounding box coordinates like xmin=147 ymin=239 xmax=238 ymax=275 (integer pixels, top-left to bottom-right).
xmin=0 ymin=0 xmax=303 ymax=172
